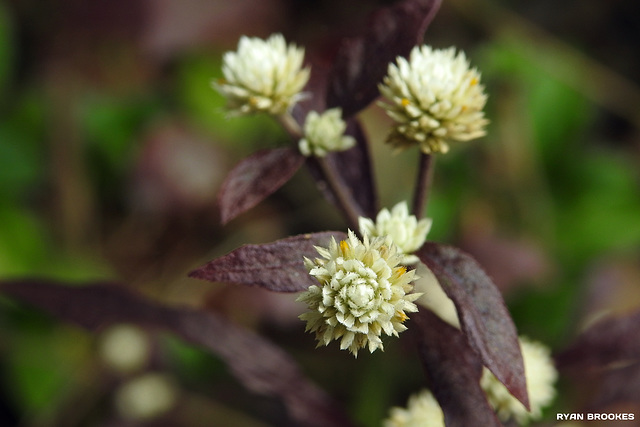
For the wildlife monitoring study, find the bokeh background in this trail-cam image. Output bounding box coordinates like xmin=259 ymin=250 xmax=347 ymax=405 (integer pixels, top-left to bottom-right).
xmin=1 ymin=0 xmax=639 ymax=425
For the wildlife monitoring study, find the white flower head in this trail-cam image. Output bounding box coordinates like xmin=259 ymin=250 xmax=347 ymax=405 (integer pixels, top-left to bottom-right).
xmin=481 ymin=336 xmax=558 ymax=425
xmin=298 ymin=108 xmax=356 ymax=157
xmin=359 ymin=202 xmax=432 ymax=264
xmin=115 ymin=373 xmax=177 ymax=420
xmin=379 ymin=45 xmax=488 ymax=154
xmin=214 ymin=33 xmax=310 ymax=115
xmin=297 ymin=230 xmax=421 ymax=357
xmin=99 ymin=324 xmax=151 ymax=374
xmin=383 ymin=389 xmax=445 ymax=427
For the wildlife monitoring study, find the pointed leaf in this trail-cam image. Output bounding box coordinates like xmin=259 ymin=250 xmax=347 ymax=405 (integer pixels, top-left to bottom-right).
xmin=189 ymin=231 xmax=347 ymax=292
xmin=413 ymin=308 xmax=503 ymax=427
xmin=326 ymin=0 xmax=442 ymax=117
xmin=556 ymin=309 xmax=640 ymax=370
xmin=305 ymin=119 xmax=378 ymax=219
xmin=416 ymin=242 xmax=529 ymax=410
xmin=218 ymin=147 xmax=305 ymax=224
xmin=0 ymin=280 xmax=356 ymax=427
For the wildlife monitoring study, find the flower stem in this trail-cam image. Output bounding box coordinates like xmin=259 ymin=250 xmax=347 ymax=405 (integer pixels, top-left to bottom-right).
xmin=278 ymin=113 xmax=303 ymax=139
xmin=412 ymin=153 xmax=434 ymax=218
xmin=279 ymin=112 xmax=362 ymax=232
xmin=314 ymin=156 xmax=363 ymax=232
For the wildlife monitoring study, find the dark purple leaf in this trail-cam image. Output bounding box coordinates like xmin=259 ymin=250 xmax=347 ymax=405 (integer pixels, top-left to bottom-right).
xmin=587 ymin=362 xmax=640 ymax=411
xmin=218 ymin=147 xmax=305 ymax=224
xmin=189 ymin=231 xmax=347 ymax=292
xmin=556 ymin=310 xmax=640 ymax=371
xmin=305 ymin=119 xmax=378 ymax=219
xmin=326 ymin=0 xmax=442 ymax=117
xmin=413 ymin=308 xmax=503 ymax=427
xmin=0 ymin=280 xmax=355 ymax=427
xmin=416 ymin=242 xmax=529 ymax=410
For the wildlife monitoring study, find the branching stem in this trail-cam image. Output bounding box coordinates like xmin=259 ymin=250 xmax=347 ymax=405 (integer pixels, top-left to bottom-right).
xmin=279 ymin=113 xmax=362 ymax=232
xmin=314 ymin=157 xmax=362 ymax=233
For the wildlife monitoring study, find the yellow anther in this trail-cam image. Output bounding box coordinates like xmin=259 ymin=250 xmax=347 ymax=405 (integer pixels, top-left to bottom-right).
xmin=397 ymin=266 xmax=407 ymax=276
xmin=401 ymin=98 xmax=410 ymax=107
xmin=470 ymin=77 xmax=478 ymax=86
xmin=396 ymin=311 xmax=409 ymax=322
xmin=340 ymin=240 xmax=349 ymax=253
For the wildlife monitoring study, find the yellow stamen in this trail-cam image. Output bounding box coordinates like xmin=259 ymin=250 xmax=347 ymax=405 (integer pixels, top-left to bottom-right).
xmin=396 ymin=266 xmax=407 ymax=276
xmin=401 ymin=98 xmax=410 ymax=107
xmin=340 ymin=240 xmax=349 ymax=253
xmin=396 ymin=311 xmax=409 ymax=322
xmin=470 ymin=77 xmax=478 ymax=86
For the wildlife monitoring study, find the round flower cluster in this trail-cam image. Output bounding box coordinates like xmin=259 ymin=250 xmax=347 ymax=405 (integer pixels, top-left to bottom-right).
xmin=379 ymin=45 xmax=488 ymax=154
xmin=481 ymin=336 xmax=558 ymax=425
xmin=383 ymin=389 xmax=445 ymax=427
xmin=298 ymin=108 xmax=356 ymax=157
xmin=359 ymin=201 xmax=431 ymax=264
xmin=214 ymin=34 xmax=310 ymax=115
xmin=297 ymin=230 xmax=421 ymax=356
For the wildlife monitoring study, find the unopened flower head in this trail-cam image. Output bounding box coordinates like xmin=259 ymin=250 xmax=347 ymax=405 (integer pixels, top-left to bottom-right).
xmin=214 ymin=34 xmax=310 ymax=115
xmin=383 ymin=389 xmax=445 ymax=427
xmin=298 ymin=108 xmax=356 ymax=157
xmin=359 ymin=201 xmax=431 ymax=264
xmin=379 ymin=45 xmax=488 ymax=154
xmin=481 ymin=336 xmax=558 ymax=425
xmin=297 ymin=230 xmax=421 ymax=356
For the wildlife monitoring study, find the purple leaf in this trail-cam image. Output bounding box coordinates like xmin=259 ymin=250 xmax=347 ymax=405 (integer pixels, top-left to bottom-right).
xmin=218 ymin=147 xmax=305 ymax=224
xmin=555 ymin=311 xmax=640 ymax=414
xmin=556 ymin=310 xmax=640 ymax=370
xmin=413 ymin=308 xmax=503 ymax=427
xmin=416 ymin=242 xmax=529 ymax=410
xmin=0 ymin=279 xmax=356 ymax=427
xmin=306 ymin=119 xmax=378 ymax=219
xmin=326 ymin=0 xmax=442 ymax=117
xmin=189 ymin=231 xmax=347 ymax=292
xmin=587 ymin=362 xmax=640 ymax=411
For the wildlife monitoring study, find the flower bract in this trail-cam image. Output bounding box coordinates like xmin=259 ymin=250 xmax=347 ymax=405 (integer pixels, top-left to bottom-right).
xmin=297 ymin=230 xmax=421 ymax=356
xmin=214 ymin=33 xmax=310 ymax=115
xmin=379 ymin=45 xmax=488 ymax=154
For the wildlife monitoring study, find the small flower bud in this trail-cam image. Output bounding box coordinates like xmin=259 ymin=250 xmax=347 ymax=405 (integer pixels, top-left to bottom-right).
xmin=298 ymin=108 xmax=356 ymax=157
xmin=359 ymin=202 xmax=432 ymax=264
